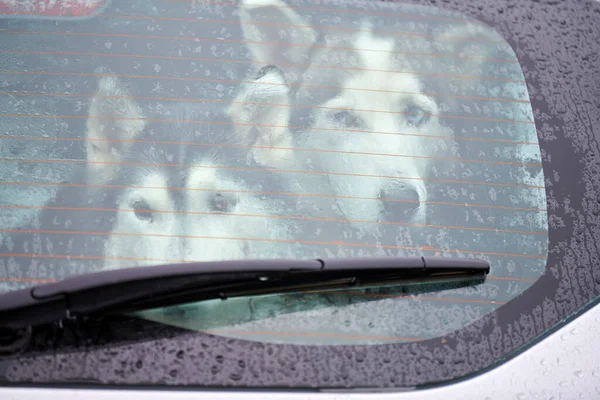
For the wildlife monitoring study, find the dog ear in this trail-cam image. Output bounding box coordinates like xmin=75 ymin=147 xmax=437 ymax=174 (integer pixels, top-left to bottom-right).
xmin=436 ymin=22 xmax=509 ymax=79
xmin=430 ymin=22 xmax=520 ymax=118
xmin=85 ymin=75 xmax=145 ymax=184
xmin=239 ymin=0 xmax=317 ymax=83
xmin=228 ymin=64 xmax=294 ymax=167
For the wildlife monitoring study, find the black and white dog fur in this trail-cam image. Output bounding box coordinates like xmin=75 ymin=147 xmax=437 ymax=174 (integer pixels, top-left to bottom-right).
xmin=3 ymin=0 xmax=508 ymax=281
xmin=6 ymin=74 xmax=299 ymax=278
xmin=228 ymin=0 xmax=501 ymax=232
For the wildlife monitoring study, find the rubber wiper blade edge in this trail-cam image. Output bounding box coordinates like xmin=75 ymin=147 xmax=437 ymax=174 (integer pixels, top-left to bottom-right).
xmin=0 ymin=256 xmax=489 ymax=330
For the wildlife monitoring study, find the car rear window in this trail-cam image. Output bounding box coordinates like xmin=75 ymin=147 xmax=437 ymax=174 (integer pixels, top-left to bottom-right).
xmin=0 ymin=0 xmax=548 ymax=352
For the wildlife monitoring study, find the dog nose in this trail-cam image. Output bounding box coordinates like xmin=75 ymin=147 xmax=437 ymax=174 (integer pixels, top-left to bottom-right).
xmin=378 ymin=184 xmax=422 ymax=222
xmin=209 ymin=192 xmax=238 ymax=213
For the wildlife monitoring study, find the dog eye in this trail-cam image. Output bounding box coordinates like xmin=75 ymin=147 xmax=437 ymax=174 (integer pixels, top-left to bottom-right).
xmin=132 ymin=200 xmax=154 ymax=222
xmin=331 ymin=111 xmax=363 ymax=129
xmin=405 ymin=105 xmax=430 ymax=127
xmin=210 ymin=193 xmax=238 ymax=213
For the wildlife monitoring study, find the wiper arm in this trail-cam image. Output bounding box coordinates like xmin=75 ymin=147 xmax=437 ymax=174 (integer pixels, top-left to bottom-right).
xmin=0 ymin=256 xmax=489 ymax=330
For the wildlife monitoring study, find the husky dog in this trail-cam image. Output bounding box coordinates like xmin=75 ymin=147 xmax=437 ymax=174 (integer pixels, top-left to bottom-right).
xmin=3 ymin=74 xmax=298 ymax=280
xmin=229 ymin=0 xmax=504 ymax=233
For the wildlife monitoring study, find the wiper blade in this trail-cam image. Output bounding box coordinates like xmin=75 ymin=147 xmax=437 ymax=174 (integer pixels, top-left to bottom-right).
xmin=0 ymin=256 xmax=489 ymax=330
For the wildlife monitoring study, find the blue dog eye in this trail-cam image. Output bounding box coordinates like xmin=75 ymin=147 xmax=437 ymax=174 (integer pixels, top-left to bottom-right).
xmin=332 ymin=111 xmax=363 ymax=129
xmin=405 ymin=106 xmax=430 ymax=127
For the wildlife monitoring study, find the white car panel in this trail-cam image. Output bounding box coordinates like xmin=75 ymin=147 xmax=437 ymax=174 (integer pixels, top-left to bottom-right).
xmin=2 ymin=300 xmax=599 ymax=400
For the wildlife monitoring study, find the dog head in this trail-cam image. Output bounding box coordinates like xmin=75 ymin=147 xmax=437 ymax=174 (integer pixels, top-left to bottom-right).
xmin=23 ymin=74 xmax=297 ymax=272
xmin=232 ymin=0 xmax=502 ymax=231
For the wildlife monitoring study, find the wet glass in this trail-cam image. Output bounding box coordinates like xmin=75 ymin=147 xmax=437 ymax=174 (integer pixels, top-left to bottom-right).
xmin=0 ymin=0 xmax=546 ymax=345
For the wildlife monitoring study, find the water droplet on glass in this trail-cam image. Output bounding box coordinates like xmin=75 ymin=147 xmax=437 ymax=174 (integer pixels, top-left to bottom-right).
xmin=574 ymin=370 xmax=584 ymax=378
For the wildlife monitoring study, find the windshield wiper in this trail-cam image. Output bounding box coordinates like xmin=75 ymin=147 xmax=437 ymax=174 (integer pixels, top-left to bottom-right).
xmin=0 ymin=256 xmax=489 ymax=330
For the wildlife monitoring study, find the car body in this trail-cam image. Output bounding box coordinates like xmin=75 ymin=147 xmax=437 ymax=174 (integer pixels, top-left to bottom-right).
xmin=1 ymin=299 xmax=598 ymax=399
xmin=0 ymin=0 xmax=599 ymax=397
